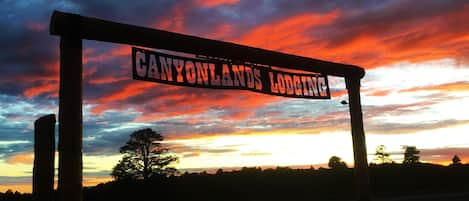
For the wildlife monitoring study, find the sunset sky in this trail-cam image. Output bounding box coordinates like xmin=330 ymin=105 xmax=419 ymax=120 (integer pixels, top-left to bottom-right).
xmin=1 ymin=0 xmax=469 ymax=193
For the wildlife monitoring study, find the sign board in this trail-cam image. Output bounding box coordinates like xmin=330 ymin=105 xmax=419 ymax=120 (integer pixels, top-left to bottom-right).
xmin=132 ymin=47 xmax=330 ymax=99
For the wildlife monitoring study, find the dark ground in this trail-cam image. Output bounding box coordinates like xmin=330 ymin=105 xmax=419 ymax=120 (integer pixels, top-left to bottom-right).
xmin=2 ymin=163 xmax=469 ymax=201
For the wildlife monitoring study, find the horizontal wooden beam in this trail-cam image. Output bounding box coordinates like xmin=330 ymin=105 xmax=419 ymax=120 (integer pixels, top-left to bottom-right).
xmin=50 ymin=10 xmax=364 ymax=78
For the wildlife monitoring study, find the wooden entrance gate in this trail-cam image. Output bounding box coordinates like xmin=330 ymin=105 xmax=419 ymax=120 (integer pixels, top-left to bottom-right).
xmin=49 ymin=10 xmax=371 ymax=201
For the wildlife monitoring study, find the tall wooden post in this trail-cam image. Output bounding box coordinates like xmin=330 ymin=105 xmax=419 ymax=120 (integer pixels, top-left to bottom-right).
xmin=57 ymin=34 xmax=83 ymax=201
xmin=346 ymin=76 xmax=372 ymax=201
xmin=33 ymin=114 xmax=56 ymax=201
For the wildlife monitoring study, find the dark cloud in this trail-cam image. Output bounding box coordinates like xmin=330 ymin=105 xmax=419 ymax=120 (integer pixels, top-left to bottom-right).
xmin=67 ymin=0 xmax=178 ymax=26
xmin=0 ymin=176 xmax=31 ymax=185
xmin=0 ymin=94 xmax=58 ymax=159
xmin=168 ymin=143 xmax=240 ymax=155
xmin=82 ymin=111 xmax=141 ymax=155
xmin=0 ymin=143 xmax=32 ymax=159
xmin=83 ymin=170 xmax=112 ymax=178
xmin=0 ymin=1 xmax=77 ymax=98
xmin=367 ymin=119 xmax=469 ymax=135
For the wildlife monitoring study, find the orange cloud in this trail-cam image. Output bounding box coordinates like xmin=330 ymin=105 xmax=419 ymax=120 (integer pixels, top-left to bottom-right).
xmin=202 ymin=4 xmax=468 ymax=69
xmin=310 ymin=5 xmax=469 ymax=68
xmin=17 ymin=59 xmax=60 ymax=98
xmin=23 ymin=82 xmax=58 ymax=98
xmin=84 ymin=46 xmax=130 ymax=64
xmin=90 ymin=104 xmax=115 ymax=114
xmin=6 ymin=153 xmax=34 ymax=165
xmin=134 ymin=106 xmax=208 ymax=122
xmin=88 ymin=76 xmax=128 ymax=85
xmin=202 ymin=23 xmax=234 ymax=40
xmin=400 ymin=82 xmax=469 ymax=93
xmin=133 ymin=90 xmax=282 ymax=122
xmin=83 ymin=176 xmax=112 ymax=187
xmin=194 ymin=0 xmax=239 ymax=8
xmin=235 ymin=11 xmax=340 ymax=53
xmin=83 ymin=4 xmax=469 ymax=120
xmin=98 ymin=82 xmax=155 ymax=102
xmin=154 ymin=4 xmax=188 ymax=33
xmin=331 ymin=89 xmax=348 ymax=98
xmin=367 ymin=89 xmax=392 ymax=97
xmin=83 ymin=66 xmax=97 ymax=78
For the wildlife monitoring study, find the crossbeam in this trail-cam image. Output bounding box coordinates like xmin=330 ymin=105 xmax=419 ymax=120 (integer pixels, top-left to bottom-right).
xmin=50 ymin=11 xmax=364 ymax=78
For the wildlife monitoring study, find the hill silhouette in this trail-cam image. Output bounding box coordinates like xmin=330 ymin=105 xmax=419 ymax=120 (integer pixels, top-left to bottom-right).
xmin=84 ymin=163 xmax=469 ymax=201
xmin=2 ymin=163 xmax=469 ymax=201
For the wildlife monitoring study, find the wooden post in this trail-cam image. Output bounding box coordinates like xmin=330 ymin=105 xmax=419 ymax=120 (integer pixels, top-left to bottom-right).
xmin=346 ymin=76 xmax=372 ymax=201
xmin=57 ymin=35 xmax=83 ymax=201
xmin=33 ymin=114 xmax=56 ymax=201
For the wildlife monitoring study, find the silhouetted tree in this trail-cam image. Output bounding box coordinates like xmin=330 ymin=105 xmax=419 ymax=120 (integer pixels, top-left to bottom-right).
xmin=451 ymin=155 xmax=462 ymax=166
xmin=374 ymin=145 xmax=392 ymax=164
xmin=4 ymin=190 xmax=12 ymax=195
xmin=328 ymin=156 xmax=348 ymax=169
xmin=402 ymin=146 xmax=420 ymax=165
xmin=111 ymin=128 xmax=178 ymax=180
xmin=111 ymin=155 xmax=138 ymax=180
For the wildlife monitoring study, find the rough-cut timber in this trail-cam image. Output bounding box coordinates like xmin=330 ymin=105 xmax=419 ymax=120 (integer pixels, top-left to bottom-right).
xmin=49 ymin=11 xmax=365 ymax=78
xmin=347 ymin=77 xmax=372 ymax=201
xmin=33 ymin=114 xmax=56 ymax=201
xmin=57 ymin=35 xmax=83 ymax=201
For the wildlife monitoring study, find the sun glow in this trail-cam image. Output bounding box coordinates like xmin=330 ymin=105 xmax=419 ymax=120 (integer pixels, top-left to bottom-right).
xmin=167 ymin=132 xmax=355 ymax=169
